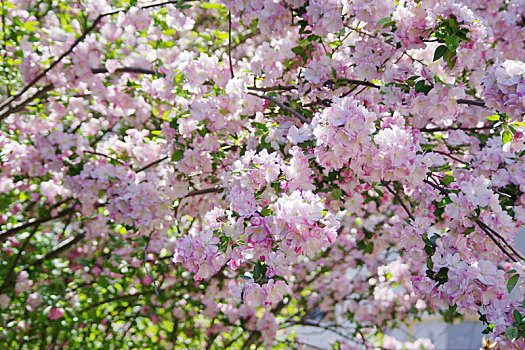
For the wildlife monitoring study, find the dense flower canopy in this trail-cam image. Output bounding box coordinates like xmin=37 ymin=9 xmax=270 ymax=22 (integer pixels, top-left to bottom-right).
xmin=1 ymin=0 xmax=525 ymax=349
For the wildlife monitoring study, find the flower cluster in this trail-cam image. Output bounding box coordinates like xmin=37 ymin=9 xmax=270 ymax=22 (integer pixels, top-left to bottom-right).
xmin=483 ymin=60 xmax=525 ymax=120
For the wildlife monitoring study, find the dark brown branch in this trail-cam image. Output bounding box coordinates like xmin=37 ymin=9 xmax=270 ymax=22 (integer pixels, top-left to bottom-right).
xmin=228 ymin=11 xmax=234 ymax=79
xmin=0 ymin=225 xmax=39 ymax=293
xmin=422 ymin=178 xmax=522 ymax=262
xmin=247 ymin=81 xmax=489 ymax=109
xmin=144 ymin=231 xmax=160 ymax=296
xmin=0 ymin=15 xmax=106 ymax=111
xmin=247 ymin=78 xmax=380 ymax=92
xmin=431 ymin=149 xmax=470 ymax=165
xmin=324 ymin=78 xmax=379 ymax=89
xmin=0 ymin=206 xmax=75 ymax=242
xmin=91 ymin=66 xmax=157 ymax=75
xmin=475 ymin=220 xmax=517 ymax=262
xmin=457 ymin=99 xmax=486 ymax=107
xmin=248 ymin=92 xmax=308 ymax=123
xmin=24 ymin=233 xmax=86 ymax=270
xmin=135 ymin=155 xmax=168 ymax=173
xmin=0 ymin=84 xmax=53 ymax=121
xmin=0 ymin=0 xmax=186 ymax=112
xmin=247 ymin=84 xmax=296 ymax=92
xmin=422 ymin=178 xmax=448 ymax=196
xmin=184 ymin=187 xmax=222 ymax=198
xmin=84 ymin=150 xmax=125 ymax=164
xmin=0 ymin=65 xmax=159 ymax=120
xmin=241 ymin=331 xmax=259 ymax=350
xmin=476 ymin=219 xmax=524 ymax=261
xmin=381 ymin=180 xmax=415 ymax=221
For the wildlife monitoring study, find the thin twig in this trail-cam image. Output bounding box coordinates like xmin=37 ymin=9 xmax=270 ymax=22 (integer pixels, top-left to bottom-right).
xmin=0 ymin=84 xmax=54 ymax=121
xmin=0 ymin=206 xmax=76 ymax=241
xmin=381 ymin=180 xmax=415 ymax=221
xmin=0 ymin=0 xmax=188 ymax=112
xmin=422 ymin=178 xmax=522 ymax=262
xmin=0 ymin=225 xmax=39 ymax=293
xmin=24 ymin=233 xmax=86 ymax=270
xmin=456 ymin=99 xmax=485 ymax=107
xmin=91 ymin=66 xmax=157 ymax=75
xmin=184 ymin=187 xmax=222 ymax=198
xmin=247 ymin=84 xmax=296 ymax=92
xmin=324 ymin=78 xmax=379 ymax=89
xmin=144 ymin=232 xmax=159 ymax=296
xmin=248 ymin=92 xmax=308 ymax=123
xmin=84 ymin=150 xmax=125 ymax=164
xmin=431 ymin=149 xmax=470 ymax=165
xmin=475 ymin=220 xmax=517 ymax=262
xmin=476 ymin=219 xmax=524 ymax=261
xmin=228 ymin=11 xmax=234 ymax=79
xmin=136 ymin=155 xmax=168 ymax=173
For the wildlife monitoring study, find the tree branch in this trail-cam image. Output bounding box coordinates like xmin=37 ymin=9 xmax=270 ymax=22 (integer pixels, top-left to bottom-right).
xmin=423 ymin=178 xmax=522 ymax=262
xmin=431 ymin=149 xmax=470 ymax=165
xmin=0 ymin=225 xmax=39 ymax=293
xmin=419 ymin=125 xmax=493 ymax=132
xmin=24 ymin=233 xmax=86 ymax=270
xmin=91 ymin=66 xmax=157 ymax=75
xmin=248 ymin=92 xmax=308 ymax=123
xmin=84 ymin=150 xmax=125 ymax=164
xmin=0 ymin=0 xmax=188 ymax=113
xmin=228 ymin=11 xmax=234 ymax=79
xmin=456 ymin=99 xmax=486 ymax=107
xmin=135 ymin=155 xmax=168 ymax=173
xmin=0 ymin=84 xmax=53 ymax=121
xmin=475 ymin=220 xmax=517 ymax=263
xmin=381 ymin=180 xmax=415 ymax=221
xmin=0 ymin=206 xmax=76 ymax=242
xmin=184 ymin=187 xmax=222 ymax=198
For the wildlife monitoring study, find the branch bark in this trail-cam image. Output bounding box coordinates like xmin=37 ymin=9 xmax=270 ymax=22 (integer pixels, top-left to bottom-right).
xmin=0 ymin=205 xmax=76 ymax=242
xmin=248 ymin=92 xmax=308 ymax=123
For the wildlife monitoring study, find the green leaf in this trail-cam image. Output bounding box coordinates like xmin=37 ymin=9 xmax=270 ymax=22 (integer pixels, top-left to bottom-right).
xmin=486 ymin=114 xmax=501 ymax=121
xmin=260 ymin=206 xmax=273 ymax=216
xmin=502 ymin=130 xmax=513 ymax=145
xmin=514 ymin=310 xmax=523 ymax=324
xmin=506 ymin=326 xmax=518 ymax=342
xmin=377 ymin=17 xmax=392 ymax=26
xmin=23 ymin=21 xmax=39 ymax=32
xmin=433 ymin=45 xmax=448 ymax=62
xmin=414 ymin=80 xmax=433 ymax=94
xmin=448 ymin=16 xmax=459 ymax=33
xmin=443 ymin=47 xmax=455 ymax=61
xmin=163 ymin=28 xmax=176 ymax=36
xmin=507 ymin=274 xmax=519 ymax=293
xmin=171 ymin=149 xmax=184 ymax=162
xmin=445 ymin=36 xmax=459 ymax=51
xmin=332 ymin=188 xmax=343 ymax=200
xmin=441 ymin=175 xmax=455 ymax=187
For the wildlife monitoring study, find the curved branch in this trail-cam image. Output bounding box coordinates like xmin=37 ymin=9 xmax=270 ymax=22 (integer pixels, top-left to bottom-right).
xmin=185 ymin=187 xmax=222 ymax=198
xmin=0 ymin=0 xmax=187 ymax=113
xmin=0 ymin=206 xmax=76 ymax=242
xmin=248 ymin=92 xmax=308 ymax=123
xmin=24 ymin=233 xmax=86 ymax=270
xmin=381 ymin=180 xmax=415 ymax=221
